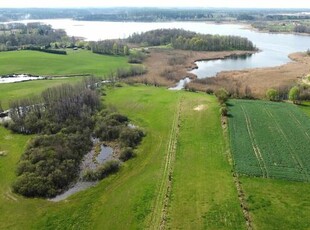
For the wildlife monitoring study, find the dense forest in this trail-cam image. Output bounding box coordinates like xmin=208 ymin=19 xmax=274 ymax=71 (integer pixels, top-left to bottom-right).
xmin=1 ymin=8 xmax=309 ymax=22
xmin=6 ymin=79 xmax=144 ymax=198
xmin=127 ymin=29 xmax=257 ymax=51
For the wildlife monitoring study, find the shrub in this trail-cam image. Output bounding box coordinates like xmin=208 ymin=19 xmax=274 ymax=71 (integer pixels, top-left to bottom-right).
xmin=128 ymin=50 xmax=146 ymax=63
xmin=266 ymin=88 xmax=279 ymax=101
xmin=119 ymin=147 xmax=134 ymax=161
xmin=83 ymin=160 xmax=120 ymax=181
xmin=220 ymin=106 xmax=228 ymax=116
xmin=119 ymin=128 xmax=144 ymax=148
xmin=215 ymin=88 xmax=229 ymax=104
xmin=206 ymin=88 xmax=214 ymax=95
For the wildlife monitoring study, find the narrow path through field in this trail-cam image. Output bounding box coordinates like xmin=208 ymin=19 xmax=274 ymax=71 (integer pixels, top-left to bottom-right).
xmin=148 ymin=95 xmax=182 ymax=229
xmin=241 ymin=106 xmax=268 ymax=178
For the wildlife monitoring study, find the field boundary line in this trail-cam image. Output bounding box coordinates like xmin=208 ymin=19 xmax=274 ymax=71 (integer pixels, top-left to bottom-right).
xmin=264 ymin=107 xmax=309 ymax=181
xmin=148 ymin=95 xmax=182 ymax=229
xmin=224 ymin=113 xmax=253 ymax=230
xmin=241 ymin=105 xmax=268 ymax=178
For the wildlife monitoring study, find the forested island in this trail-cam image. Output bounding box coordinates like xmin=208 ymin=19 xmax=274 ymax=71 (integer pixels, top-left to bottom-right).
xmin=127 ymin=29 xmax=257 ymax=51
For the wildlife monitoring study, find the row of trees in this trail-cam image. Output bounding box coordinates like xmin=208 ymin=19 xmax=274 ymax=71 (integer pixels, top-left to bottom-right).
xmin=127 ymin=29 xmax=257 ymax=51
xmin=0 ymin=22 xmax=89 ymax=52
xmin=266 ymin=84 xmax=310 ymax=104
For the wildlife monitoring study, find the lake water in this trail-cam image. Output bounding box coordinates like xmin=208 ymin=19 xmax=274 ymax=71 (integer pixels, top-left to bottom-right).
xmin=7 ymin=19 xmax=310 ymax=77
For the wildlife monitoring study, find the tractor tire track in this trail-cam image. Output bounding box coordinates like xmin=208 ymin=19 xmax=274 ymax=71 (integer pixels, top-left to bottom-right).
xmin=241 ymin=106 xmax=268 ymax=178
xmin=149 ymin=96 xmax=182 ymax=229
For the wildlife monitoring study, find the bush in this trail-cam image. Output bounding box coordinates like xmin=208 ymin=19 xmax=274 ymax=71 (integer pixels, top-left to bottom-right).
xmin=83 ymin=160 xmax=121 ymax=181
xmin=119 ymin=147 xmax=134 ymax=161
xmin=220 ymin=106 xmax=228 ymax=116
xmin=119 ymin=128 xmax=144 ymax=148
xmin=206 ymin=88 xmax=214 ymax=95
xmin=128 ymin=50 xmax=146 ymax=63
xmin=266 ymin=88 xmax=279 ymax=101
xmin=215 ymin=88 xmax=229 ymax=104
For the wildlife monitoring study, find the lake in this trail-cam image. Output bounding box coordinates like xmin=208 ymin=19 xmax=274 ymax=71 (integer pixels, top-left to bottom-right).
xmin=7 ymin=19 xmax=310 ymax=78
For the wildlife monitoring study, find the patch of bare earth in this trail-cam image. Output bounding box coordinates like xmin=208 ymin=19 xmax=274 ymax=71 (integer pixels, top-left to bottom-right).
xmin=194 ymin=104 xmax=207 ymax=111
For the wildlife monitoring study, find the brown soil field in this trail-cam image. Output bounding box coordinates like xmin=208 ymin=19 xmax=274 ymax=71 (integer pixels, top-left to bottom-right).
xmin=125 ymin=48 xmax=310 ymax=98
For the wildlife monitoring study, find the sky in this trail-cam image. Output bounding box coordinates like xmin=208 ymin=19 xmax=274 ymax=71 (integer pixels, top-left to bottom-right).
xmin=0 ymin=0 xmax=309 ymax=9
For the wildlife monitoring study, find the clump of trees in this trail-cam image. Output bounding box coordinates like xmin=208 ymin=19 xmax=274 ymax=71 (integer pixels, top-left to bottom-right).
xmin=90 ymin=39 xmax=129 ymax=55
xmin=0 ymin=22 xmax=67 ymax=51
xmin=127 ymin=29 xmax=257 ymax=51
xmin=9 ymin=78 xmax=100 ymax=197
xmin=8 ymin=77 xmax=145 ymax=198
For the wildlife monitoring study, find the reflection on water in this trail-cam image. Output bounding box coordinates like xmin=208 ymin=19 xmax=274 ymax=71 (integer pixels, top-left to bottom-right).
xmin=49 ymin=142 xmax=114 ymax=202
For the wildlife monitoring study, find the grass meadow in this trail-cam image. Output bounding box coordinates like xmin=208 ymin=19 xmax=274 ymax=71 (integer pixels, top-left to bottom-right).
xmin=0 ymin=65 xmax=310 ymax=228
xmin=0 ymin=50 xmax=129 ymax=76
xmin=0 ymin=85 xmax=246 ymax=229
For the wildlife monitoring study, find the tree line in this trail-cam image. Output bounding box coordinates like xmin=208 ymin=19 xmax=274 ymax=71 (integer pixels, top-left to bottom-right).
xmin=127 ymin=29 xmax=257 ymax=51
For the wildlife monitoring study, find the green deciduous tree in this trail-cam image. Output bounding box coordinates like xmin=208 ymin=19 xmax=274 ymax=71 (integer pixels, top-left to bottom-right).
xmin=266 ymin=88 xmax=279 ymax=101
xmin=289 ymin=86 xmax=300 ymax=104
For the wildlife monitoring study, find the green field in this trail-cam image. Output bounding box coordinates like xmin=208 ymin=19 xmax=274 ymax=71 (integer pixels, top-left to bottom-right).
xmin=1 ymin=85 xmax=310 ymax=229
xmin=228 ymin=100 xmax=310 ymax=181
xmin=0 ymin=50 xmax=129 ymax=76
xmin=0 ymin=77 xmax=82 ymax=109
xmin=0 ymin=85 xmax=246 ymax=229
xmin=0 ymin=50 xmax=131 ymax=109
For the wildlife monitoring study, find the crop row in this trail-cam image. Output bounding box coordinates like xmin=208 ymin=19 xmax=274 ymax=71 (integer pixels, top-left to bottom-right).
xmin=228 ymin=100 xmax=310 ymax=182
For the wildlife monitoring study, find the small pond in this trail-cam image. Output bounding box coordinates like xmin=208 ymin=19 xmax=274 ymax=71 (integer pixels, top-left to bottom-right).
xmin=50 ymin=142 xmax=114 ymax=202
